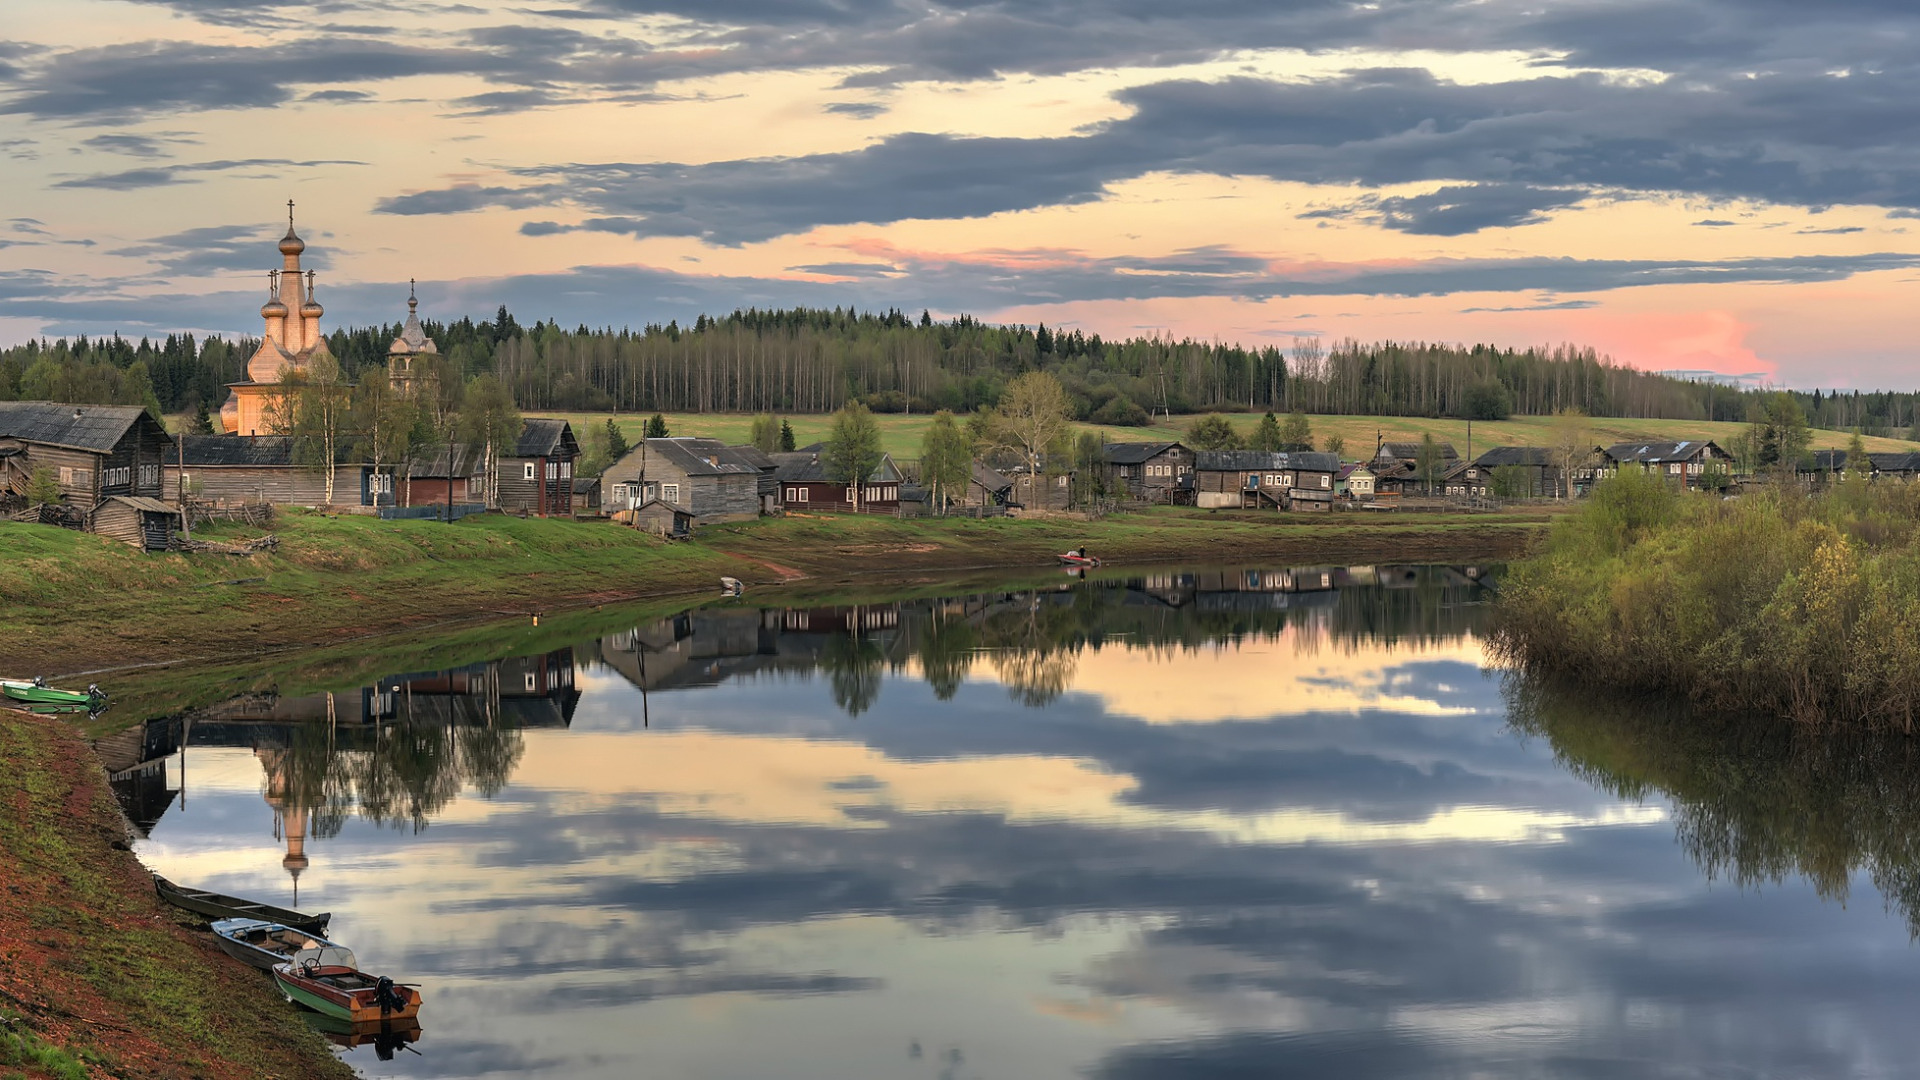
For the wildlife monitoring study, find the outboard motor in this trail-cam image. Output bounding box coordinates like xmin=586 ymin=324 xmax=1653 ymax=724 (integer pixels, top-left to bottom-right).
xmin=373 ymin=976 xmax=409 ymax=1016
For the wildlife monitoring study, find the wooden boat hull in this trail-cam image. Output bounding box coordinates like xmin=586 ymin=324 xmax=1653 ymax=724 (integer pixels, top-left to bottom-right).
xmin=1056 ymin=555 xmax=1101 ymax=567
xmin=1 ymin=680 xmax=103 ymax=707
xmin=210 ymin=918 xmax=355 ymax=973
xmin=274 ymin=964 xmax=422 ymax=1024
xmin=300 ymin=1012 xmax=424 ymax=1053
xmin=153 ymin=875 xmax=330 ymax=935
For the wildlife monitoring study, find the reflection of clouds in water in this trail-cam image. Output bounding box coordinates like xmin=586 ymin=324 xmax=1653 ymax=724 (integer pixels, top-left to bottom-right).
xmin=131 ymin=584 xmax=1920 ymax=1080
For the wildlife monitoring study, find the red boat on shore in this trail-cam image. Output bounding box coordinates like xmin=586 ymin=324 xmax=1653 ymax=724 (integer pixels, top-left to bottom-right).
xmin=1057 ymin=551 xmax=1101 ymax=567
xmin=273 ymin=959 xmax=422 ymax=1024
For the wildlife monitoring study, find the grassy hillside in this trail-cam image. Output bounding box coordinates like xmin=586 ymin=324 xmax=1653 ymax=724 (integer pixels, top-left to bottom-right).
xmin=538 ymin=410 xmax=1920 ymax=461
xmin=3 ymin=506 xmax=1550 ymax=676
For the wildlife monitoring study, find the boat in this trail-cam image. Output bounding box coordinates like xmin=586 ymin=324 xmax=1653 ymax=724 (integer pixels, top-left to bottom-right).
xmin=152 ymin=874 xmax=331 ymax=935
xmin=2 ymin=678 xmax=106 ymax=709
xmin=300 ymin=1012 xmax=423 ymax=1058
xmin=720 ymin=576 xmax=745 ymax=596
xmin=210 ymin=918 xmax=356 ymax=973
xmin=274 ymin=959 xmax=422 ymax=1024
xmin=1056 ymin=552 xmax=1101 ymax=567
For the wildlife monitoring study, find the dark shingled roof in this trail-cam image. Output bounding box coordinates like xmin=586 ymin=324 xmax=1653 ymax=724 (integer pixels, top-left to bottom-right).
xmin=1605 ymin=439 xmax=1724 ymax=464
xmin=1195 ymin=450 xmax=1340 ymax=473
xmin=1807 ymin=449 xmax=1849 ymax=471
xmin=771 ymin=448 xmax=899 ymax=484
xmin=1870 ymin=452 xmax=1920 ymax=473
xmin=0 ymin=402 xmax=157 ymax=453
xmin=647 ymin=438 xmax=761 ymax=477
xmin=180 ymin=434 xmax=294 ymax=467
xmin=409 ymin=443 xmax=487 ymax=478
xmin=971 ymin=462 xmax=1013 ymax=492
xmin=1102 ymin=441 xmax=1183 ymax=465
xmin=1473 ymin=446 xmax=1552 ymax=468
xmin=1377 ymin=441 xmax=1458 ymax=462
xmin=513 ymin=418 xmax=578 ymax=458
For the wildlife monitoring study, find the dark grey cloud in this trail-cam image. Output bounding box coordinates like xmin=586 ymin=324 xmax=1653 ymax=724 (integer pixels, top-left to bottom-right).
xmin=374 ymin=68 xmax=1920 ymax=242
xmin=822 ymin=101 xmax=887 ymax=119
xmin=784 ymin=262 xmax=903 ymax=277
xmin=110 ymin=224 xmax=336 ymax=275
xmin=1459 ymin=299 xmax=1602 ymax=314
xmin=1300 ymin=184 xmax=1592 ymax=235
xmin=53 ymin=157 xmax=367 ymax=191
xmin=78 ymin=133 xmax=187 ymax=158
xmin=1693 ymin=219 xmax=1738 ymax=227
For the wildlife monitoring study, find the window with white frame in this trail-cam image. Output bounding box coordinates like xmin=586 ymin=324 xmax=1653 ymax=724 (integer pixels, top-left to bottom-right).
xmin=103 ymin=466 xmax=130 ymax=488
xmin=663 ymin=483 xmax=679 ymax=503
xmin=523 ymin=462 xmax=536 ymax=480
xmin=1320 ymin=474 xmax=1330 ymax=489
xmin=1280 ymin=472 xmax=1293 ymax=487
xmin=139 ymin=463 xmax=159 ymax=489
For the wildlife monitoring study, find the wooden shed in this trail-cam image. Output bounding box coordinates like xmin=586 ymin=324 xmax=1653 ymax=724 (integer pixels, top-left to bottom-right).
xmin=92 ymin=496 xmax=181 ymax=551
xmin=630 ymin=498 xmax=694 ymax=538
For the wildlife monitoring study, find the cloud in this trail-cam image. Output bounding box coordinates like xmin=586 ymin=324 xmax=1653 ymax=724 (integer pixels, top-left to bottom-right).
xmin=1798 ymin=225 xmax=1866 ymax=235
xmin=78 ymin=133 xmax=192 ymax=158
xmin=1459 ymin=299 xmax=1603 ymax=313
xmin=110 ymin=224 xmax=336 ymax=275
xmin=1693 ymin=219 xmax=1738 ymax=226
xmin=1299 ymin=184 xmax=1591 ymax=235
xmin=373 ymin=67 xmax=1920 ymax=243
xmin=822 ymin=101 xmax=888 ymax=119
xmin=54 ymin=158 xmax=367 ymax=191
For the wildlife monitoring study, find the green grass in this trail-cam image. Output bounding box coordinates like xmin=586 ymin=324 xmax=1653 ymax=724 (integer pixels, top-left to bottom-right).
xmin=538 ymin=410 xmax=1920 ymax=462
xmin=5 ymin=502 xmax=1551 ymax=678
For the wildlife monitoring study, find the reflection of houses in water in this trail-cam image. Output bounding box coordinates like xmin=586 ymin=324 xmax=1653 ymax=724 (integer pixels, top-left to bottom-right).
xmin=105 ymin=648 xmax=580 ymax=852
xmin=594 ymin=605 xmax=908 ymax=693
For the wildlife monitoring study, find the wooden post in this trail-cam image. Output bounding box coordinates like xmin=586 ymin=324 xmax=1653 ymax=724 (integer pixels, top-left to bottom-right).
xmin=177 ymin=431 xmax=190 ymax=540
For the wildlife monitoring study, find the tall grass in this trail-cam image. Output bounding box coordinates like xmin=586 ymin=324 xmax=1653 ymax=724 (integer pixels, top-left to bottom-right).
xmin=1493 ymin=467 xmax=1920 ymax=729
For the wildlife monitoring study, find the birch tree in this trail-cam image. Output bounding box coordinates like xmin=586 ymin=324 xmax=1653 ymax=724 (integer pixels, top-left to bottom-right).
xmin=997 ymin=371 xmax=1071 ymax=507
xmin=460 ymin=374 xmax=521 ymax=508
xmin=291 ymin=354 xmax=350 ymax=504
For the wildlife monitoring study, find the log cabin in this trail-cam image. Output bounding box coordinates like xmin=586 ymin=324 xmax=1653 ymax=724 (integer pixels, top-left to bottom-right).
xmin=496 ymin=419 xmax=580 ymax=517
xmin=770 ymin=445 xmax=903 ymax=512
xmin=605 ymin=438 xmax=763 ymax=522
xmin=0 ymin=402 xmax=171 ymax=512
xmin=1193 ymin=450 xmax=1341 ymax=510
xmin=1101 ymin=441 xmax=1192 ymax=502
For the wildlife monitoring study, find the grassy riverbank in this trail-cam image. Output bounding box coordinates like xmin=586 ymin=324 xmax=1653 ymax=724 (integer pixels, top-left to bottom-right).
xmin=1494 ymin=468 xmax=1920 ymax=729
xmin=0 ymin=708 xmax=355 ymax=1080
xmin=4 ymin=506 xmax=1552 ymax=675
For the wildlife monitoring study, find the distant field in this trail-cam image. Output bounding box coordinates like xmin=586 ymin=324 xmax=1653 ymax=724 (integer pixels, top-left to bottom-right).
xmin=535 ymin=410 xmax=1920 ymax=460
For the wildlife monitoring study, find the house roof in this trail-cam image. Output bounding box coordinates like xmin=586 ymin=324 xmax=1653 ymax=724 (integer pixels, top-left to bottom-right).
xmin=1474 ymin=446 xmax=1552 ymax=468
xmin=1807 ymin=449 xmax=1849 ymax=471
xmin=513 ymin=418 xmax=578 ymax=458
xmin=1102 ymin=441 xmax=1183 ymax=465
xmin=100 ymin=495 xmax=179 ymax=515
xmin=409 ymin=443 xmax=487 ymax=478
xmin=179 ymin=434 xmax=294 ymax=467
xmin=571 ymin=476 xmax=600 ymax=495
xmin=0 ymin=402 xmax=157 ymax=453
xmin=1194 ymin=450 xmax=1341 ymax=472
xmin=1605 ymin=439 xmax=1724 ymax=464
xmin=633 ymin=497 xmax=693 ymax=515
xmin=1377 ymin=441 xmax=1458 ymax=461
xmin=771 ymin=448 xmax=898 ymax=484
xmin=971 ymin=462 xmax=1013 ymax=492
xmin=1870 ymin=451 xmax=1920 ymax=472
xmin=647 ymin=438 xmax=762 ymax=477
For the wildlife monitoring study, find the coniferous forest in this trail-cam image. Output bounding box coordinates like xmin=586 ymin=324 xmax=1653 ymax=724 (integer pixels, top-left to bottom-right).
xmin=3 ymin=305 xmax=1916 ymax=433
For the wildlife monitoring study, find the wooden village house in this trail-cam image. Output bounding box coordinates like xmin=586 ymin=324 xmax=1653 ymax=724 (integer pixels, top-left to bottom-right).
xmin=1445 ymin=446 xmax=1558 ymax=498
xmin=1601 ymin=440 xmax=1732 ymax=489
xmin=0 ymin=402 xmax=172 ymax=508
xmin=606 ymin=438 xmax=765 ymax=523
xmin=496 ymin=418 xmax=580 ymax=517
xmin=1370 ymin=441 xmax=1459 ymax=496
xmin=1193 ymin=450 xmax=1341 ymax=511
xmin=1101 ymin=441 xmax=1192 ymax=502
xmin=770 ymin=445 xmax=903 ymax=512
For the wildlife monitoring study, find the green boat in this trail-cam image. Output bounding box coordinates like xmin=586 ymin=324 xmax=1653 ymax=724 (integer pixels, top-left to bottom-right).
xmin=1 ymin=678 xmax=106 ymax=709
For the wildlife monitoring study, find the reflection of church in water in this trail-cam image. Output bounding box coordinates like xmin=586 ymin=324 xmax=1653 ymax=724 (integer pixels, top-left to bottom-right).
xmin=105 ymin=648 xmax=581 ymax=898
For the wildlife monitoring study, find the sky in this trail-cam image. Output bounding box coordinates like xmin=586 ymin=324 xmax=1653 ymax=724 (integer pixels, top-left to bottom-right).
xmin=2 ymin=0 xmax=1918 ymax=389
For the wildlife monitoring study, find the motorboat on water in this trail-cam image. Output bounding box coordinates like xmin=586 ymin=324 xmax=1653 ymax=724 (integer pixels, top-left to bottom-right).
xmin=274 ymin=959 xmax=422 ymax=1024
xmin=210 ymin=918 xmax=357 ymax=973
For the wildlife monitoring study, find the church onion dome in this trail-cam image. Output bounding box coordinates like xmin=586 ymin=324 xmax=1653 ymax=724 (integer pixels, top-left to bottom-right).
xmin=278 ymin=228 xmax=305 ymax=256
xmin=301 ymin=297 xmax=324 ymax=318
xmin=261 ymin=297 xmax=289 ymax=318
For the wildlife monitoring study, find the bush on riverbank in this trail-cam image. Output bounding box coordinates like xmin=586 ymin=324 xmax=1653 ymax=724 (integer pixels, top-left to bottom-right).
xmin=1493 ymin=467 xmax=1920 ymax=728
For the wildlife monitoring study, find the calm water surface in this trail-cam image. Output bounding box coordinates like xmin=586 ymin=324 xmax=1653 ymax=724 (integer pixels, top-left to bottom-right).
xmin=121 ymin=566 xmax=1920 ymax=1078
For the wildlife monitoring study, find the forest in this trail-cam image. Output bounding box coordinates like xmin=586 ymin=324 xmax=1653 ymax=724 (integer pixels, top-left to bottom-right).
xmin=2 ymin=305 xmax=1915 ymax=434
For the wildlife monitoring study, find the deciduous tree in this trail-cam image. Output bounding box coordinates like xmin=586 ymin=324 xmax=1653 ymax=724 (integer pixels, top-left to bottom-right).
xmin=919 ymin=410 xmax=972 ymax=513
xmin=824 ymin=401 xmax=883 ymax=511
xmin=1186 ymin=414 xmax=1241 ymax=451
xmin=460 ymin=374 xmax=522 ymax=508
xmin=997 ymin=372 xmax=1072 ymax=506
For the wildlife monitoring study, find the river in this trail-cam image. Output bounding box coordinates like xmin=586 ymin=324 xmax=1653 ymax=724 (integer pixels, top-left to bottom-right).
xmin=116 ymin=564 xmax=1920 ymax=1078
